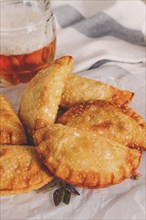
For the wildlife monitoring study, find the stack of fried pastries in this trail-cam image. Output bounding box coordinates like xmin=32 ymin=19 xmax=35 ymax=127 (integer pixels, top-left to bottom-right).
xmin=0 ymin=97 xmax=53 ymax=195
xmin=0 ymin=56 xmax=145 ymax=196
xmin=0 ymin=57 xmax=73 ymax=195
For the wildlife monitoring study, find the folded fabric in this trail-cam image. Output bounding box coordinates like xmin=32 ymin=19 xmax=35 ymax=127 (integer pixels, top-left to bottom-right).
xmin=52 ymin=0 xmax=145 ymax=73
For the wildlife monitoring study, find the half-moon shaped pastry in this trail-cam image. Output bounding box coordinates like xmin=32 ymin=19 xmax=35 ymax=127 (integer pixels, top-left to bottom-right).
xmin=0 ymin=96 xmax=27 ymax=145
xmin=61 ymin=74 xmax=134 ymax=108
xmin=0 ymin=145 xmax=53 ymax=195
xmin=36 ymin=124 xmax=141 ymax=189
xmin=59 ymin=100 xmax=146 ymax=150
xmin=19 ymin=56 xmax=73 ymax=136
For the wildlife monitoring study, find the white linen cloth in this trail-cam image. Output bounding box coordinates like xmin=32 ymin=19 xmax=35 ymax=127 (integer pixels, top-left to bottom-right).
xmin=52 ymin=0 xmax=146 ymax=74
xmin=1 ymin=1 xmax=146 ymax=220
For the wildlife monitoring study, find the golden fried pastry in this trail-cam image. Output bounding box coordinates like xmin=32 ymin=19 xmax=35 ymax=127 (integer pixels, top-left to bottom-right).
xmin=19 ymin=56 xmax=73 ymax=136
xmin=33 ymin=126 xmax=50 ymax=146
xmin=61 ymin=74 xmax=134 ymax=108
xmin=36 ymin=124 xmax=141 ymax=189
xmin=59 ymin=100 xmax=146 ymax=150
xmin=0 ymin=96 xmax=27 ymax=145
xmin=0 ymin=145 xmax=53 ymax=195
xmin=120 ymin=105 xmax=146 ymax=129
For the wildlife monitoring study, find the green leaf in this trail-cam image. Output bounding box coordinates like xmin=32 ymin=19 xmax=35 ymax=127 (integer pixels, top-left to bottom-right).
xmin=53 ymin=187 xmax=64 ymax=206
xmin=66 ymin=184 xmax=80 ymax=195
xmin=63 ymin=189 xmax=71 ymax=205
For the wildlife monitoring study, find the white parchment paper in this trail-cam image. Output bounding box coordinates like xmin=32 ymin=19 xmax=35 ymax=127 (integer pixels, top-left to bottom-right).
xmin=0 ymin=64 xmax=145 ymax=220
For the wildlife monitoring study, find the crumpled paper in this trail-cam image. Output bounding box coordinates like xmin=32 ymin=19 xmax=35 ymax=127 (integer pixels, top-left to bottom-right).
xmin=0 ymin=65 xmax=145 ymax=220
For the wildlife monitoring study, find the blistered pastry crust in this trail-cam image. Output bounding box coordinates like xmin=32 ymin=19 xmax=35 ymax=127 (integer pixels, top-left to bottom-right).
xmin=0 ymin=145 xmax=53 ymax=195
xmin=19 ymin=56 xmax=73 ymax=135
xmin=61 ymin=74 xmax=134 ymax=108
xmin=0 ymin=96 xmax=27 ymax=145
xmin=36 ymin=124 xmax=141 ymax=189
xmin=59 ymin=100 xmax=146 ymax=150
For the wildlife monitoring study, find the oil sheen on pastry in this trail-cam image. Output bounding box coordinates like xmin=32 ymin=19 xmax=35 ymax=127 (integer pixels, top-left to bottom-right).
xmin=36 ymin=124 xmax=141 ymax=189
xmin=61 ymin=74 xmax=134 ymax=108
xmin=19 ymin=56 xmax=73 ymax=136
xmin=0 ymin=145 xmax=53 ymax=195
xmin=59 ymin=100 xmax=146 ymax=150
xmin=0 ymin=96 xmax=27 ymax=145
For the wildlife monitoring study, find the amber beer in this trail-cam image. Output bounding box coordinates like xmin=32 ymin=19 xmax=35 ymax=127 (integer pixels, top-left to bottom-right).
xmin=0 ymin=38 xmax=56 ymax=85
xmin=0 ymin=0 xmax=56 ymax=86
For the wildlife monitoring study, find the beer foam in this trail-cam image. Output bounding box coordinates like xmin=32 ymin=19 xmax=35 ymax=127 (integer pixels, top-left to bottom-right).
xmin=0 ymin=5 xmax=54 ymax=55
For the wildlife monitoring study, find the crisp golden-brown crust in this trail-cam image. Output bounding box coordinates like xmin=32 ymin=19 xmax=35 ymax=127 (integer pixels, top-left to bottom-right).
xmin=0 ymin=145 xmax=53 ymax=195
xmin=19 ymin=56 xmax=73 ymax=136
xmin=36 ymin=124 xmax=141 ymax=189
xmin=59 ymin=100 xmax=146 ymax=150
xmin=61 ymin=74 xmax=134 ymax=108
xmin=120 ymin=105 xmax=146 ymax=129
xmin=33 ymin=126 xmax=50 ymax=146
xmin=0 ymin=96 xmax=27 ymax=145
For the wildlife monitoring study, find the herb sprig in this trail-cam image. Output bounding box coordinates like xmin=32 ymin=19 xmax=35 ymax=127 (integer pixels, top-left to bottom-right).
xmin=48 ymin=178 xmax=80 ymax=206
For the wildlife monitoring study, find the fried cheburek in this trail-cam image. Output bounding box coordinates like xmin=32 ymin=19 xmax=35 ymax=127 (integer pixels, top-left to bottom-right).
xmin=19 ymin=56 xmax=73 ymax=136
xmin=61 ymin=74 xmax=134 ymax=108
xmin=0 ymin=96 xmax=27 ymax=145
xmin=36 ymin=124 xmax=141 ymax=189
xmin=59 ymin=101 xmax=146 ymax=150
xmin=0 ymin=145 xmax=53 ymax=196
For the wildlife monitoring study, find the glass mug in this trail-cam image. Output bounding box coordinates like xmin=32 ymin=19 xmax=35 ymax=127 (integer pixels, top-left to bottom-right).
xmin=0 ymin=0 xmax=56 ymax=86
